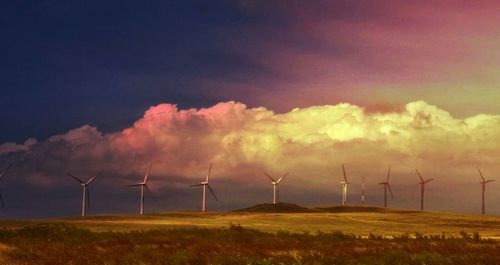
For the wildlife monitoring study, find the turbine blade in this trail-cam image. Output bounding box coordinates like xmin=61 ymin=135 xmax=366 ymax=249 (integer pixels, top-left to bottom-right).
xmin=277 ymin=172 xmax=289 ymax=184
xmin=0 ymin=163 xmax=13 ymax=180
xmin=87 ymin=171 xmax=101 ymax=184
xmin=415 ymin=169 xmax=424 ymax=182
xmin=425 ymin=178 xmax=434 ymax=183
xmin=87 ymin=176 xmax=97 ymax=185
xmin=126 ymin=183 xmax=143 ymax=187
xmin=264 ymin=172 xmax=276 ymax=182
xmin=207 ymin=184 xmax=218 ymax=201
xmin=68 ymin=173 xmax=85 ymax=184
xmin=477 ymin=167 xmax=485 ymax=182
xmin=342 ymin=164 xmax=348 ymax=183
xmin=206 ymin=162 xmax=212 ymax=182
xmin=143 ymin=164 xmax=153 ymax=183
xmin=485 ymin=179 xmax=495 ymax=183
xmin=387 ymin=184 xmax=394 ymax=199
xmin=387 ymin=166 xmax=391 ymax=182
xmin=144 ymin=185 xmax=158 ymax=201
xmin=190 ymin=183 xmax=203 ymax=187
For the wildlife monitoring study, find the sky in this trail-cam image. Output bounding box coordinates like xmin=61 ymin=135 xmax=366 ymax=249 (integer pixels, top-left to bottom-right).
xmin=1 ymin=1 xmax=500 ymax=217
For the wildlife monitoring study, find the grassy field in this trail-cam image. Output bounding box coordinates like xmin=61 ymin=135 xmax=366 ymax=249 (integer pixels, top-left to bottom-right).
xmin=0 ymin=205 xmax=499 ymax=264
xmin=29 ymin=205 xmax=500 ymax=239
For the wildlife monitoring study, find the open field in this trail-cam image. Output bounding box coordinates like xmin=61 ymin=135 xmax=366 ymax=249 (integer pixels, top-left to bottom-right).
xmin=4 ymin=205 xmax=498 ymax=239
xmin=0 ymin=205 xmax=499 ymax=264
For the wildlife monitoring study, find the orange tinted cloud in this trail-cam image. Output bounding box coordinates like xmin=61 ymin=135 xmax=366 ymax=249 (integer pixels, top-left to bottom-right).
xmin=1 ymin=100 xmax=499 ymax=213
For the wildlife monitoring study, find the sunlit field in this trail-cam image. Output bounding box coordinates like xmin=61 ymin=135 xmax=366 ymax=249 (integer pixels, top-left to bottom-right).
xmin=0 ymin=205 xmax=499 ymax=264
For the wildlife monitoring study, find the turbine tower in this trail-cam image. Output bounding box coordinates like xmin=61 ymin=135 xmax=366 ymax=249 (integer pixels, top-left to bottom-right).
xmin=340 ymin=164 xmax=350 ymax=205
xmin=415 ymin=169 xmax=433 ymax=211
xmin=191 ymin=163 xmax=218 ymax=211
xmin=68 ymin=171 xmax=100 ymax=216
xmin=0 ymin=163 xmax=13 ymax=207
xmin=477 ymin=167 xmax=495 ymax=215
xmin=361 ymin=176 xmax=366 ymax=205
xmin=378 ymin=166 xmax=393 ymax=208
xmin=127 ymin=164 xmax=153 ymax=215
xmin=264 ymin=171 xmax=288 ymax=205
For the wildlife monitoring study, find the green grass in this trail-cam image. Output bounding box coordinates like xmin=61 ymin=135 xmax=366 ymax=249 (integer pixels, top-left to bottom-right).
xmin=0 ymin=205 xmax=499 ymax=264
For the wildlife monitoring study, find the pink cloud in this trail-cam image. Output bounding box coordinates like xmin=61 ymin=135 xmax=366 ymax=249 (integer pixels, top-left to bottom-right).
xmin=2 ymin=100 xmax=500 ymax=213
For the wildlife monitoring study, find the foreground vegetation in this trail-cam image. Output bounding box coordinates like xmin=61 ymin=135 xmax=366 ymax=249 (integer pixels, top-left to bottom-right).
xmin=0 ymin=223 xmax=498 ymax=265
xmin=0 ymin=207 xmax=499 ymax=264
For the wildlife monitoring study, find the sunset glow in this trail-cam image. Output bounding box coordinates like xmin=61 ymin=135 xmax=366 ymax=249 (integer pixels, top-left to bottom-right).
xmin=1 ymin=1 xmax=500 ymax=217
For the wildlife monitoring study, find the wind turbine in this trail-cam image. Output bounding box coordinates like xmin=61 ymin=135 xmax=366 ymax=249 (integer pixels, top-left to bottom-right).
xmin=361 ymin=176 xmax=366 ymax=205
xmin=191 ymin=163 xmax=217 ymax=211
xmin=477 ymin=167 xmax=495 ymax=215
xmin=68 ymin=171 xmax=100 ymax=217
xmin=340 ymin=164 xmax=350 ymax=205
xmin=264 ymin=171 xmax=288 ymax=205
xmin=415 ymin=169 xmax=433 ymax=211
xmin=378 ymin=166 xmax=394 ymax=208
xmin=127 ymin=164 xmax=153 ymax=215
xmin=0 ymin=163 xmax=13 ymax=207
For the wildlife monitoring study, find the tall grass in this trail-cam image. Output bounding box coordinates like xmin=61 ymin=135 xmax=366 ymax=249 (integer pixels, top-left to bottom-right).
xmin=0 ymin=223 xmax=498 ymax=265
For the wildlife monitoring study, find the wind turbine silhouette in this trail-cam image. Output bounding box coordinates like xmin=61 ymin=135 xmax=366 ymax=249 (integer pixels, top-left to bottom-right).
xmin=477 ymin=167 xmax=495 ymax=215
xmin=378 ymin=166 xmax=394 ymax=208
xmin=415 ymin=169 xmax=433 ymax=211
xmin=361 ymin=176 xmax=366 ymax=205
xmin=0 ymin=163 xmax=13 ymax=207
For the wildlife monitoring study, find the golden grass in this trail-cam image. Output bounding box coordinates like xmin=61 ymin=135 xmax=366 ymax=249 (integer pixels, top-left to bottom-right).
xmin=2 ymin=207 xmax=496 ymax=239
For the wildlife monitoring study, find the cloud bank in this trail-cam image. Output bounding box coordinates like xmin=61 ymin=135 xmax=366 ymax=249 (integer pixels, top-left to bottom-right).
xmin=1 ymin=100 xmax=499 ymax=216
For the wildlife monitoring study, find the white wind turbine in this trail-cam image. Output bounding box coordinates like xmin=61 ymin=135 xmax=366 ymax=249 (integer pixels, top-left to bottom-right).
xmin=68 ymin=171 xmax=100 ymax=216
xmin=264 ymin=171 xmax=288 ymax=205
xmin=127 ymin=164 xmax=153 ymax=215
xmin=191 ymin=163 xmax=218 ymax=211
xmin=415 ymin=169 xmax=433 ymax=211
xmin=0 ymin=163 xmax=13 ymax=207
xmin=340 ymin=164 xmax=350 ymax=205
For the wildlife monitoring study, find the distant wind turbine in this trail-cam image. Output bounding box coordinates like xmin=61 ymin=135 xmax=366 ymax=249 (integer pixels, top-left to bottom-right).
xmin=0 ymin=163 xmax=13 ymax=207
xmin=191 ymin=163 xmax=217 ymax=211
xmin=264 ymin=171 xmax=288 ymax=205
xmin=68 ymin=171 xmax=100 ymax=216
xmin=477 ymin=167 xmax=495 ymax=215
xmin=415 ymin=169 xmax=433 ymax=211
xmin=378 ymin=166 xmax=394 ymax=208
xmin=361 ymin=176 xmax=366 ymax=205
xmin=340 ymin=164 xmax=350 ymax=205
xmin=127 ymin=164 xmax=153 ymax=215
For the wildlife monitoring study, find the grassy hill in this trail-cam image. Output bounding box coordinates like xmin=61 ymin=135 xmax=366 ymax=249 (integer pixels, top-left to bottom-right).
xmin=234 ymin=202 xmax=317 ymax=213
